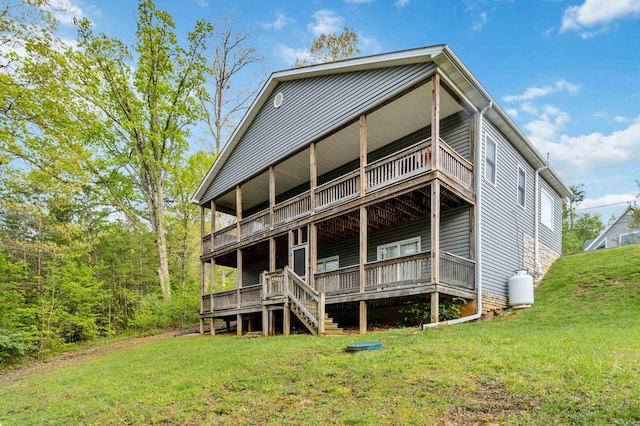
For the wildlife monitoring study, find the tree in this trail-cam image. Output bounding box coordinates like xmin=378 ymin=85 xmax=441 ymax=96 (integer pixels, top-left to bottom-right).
xmin=26 ymin=0 xmax=212 ymax=300
xmin=562 ymin=184 xmax=604 ymax=253
xmin=295 ymin=27 xmax=360 ymax=67
xmin=199 ymin=18 xmax=263 ymax=153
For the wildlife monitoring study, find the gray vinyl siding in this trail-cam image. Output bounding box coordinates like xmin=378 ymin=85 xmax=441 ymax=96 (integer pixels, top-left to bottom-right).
xmin=202 ymin=63 xmax=436 ymax=203
xmin=480 ymin=121 xmax=561 ymax=297
xmin=316 ymin=207 xmax=470 ymax=268
xmin=441 ymin=111 xmax=471 ymax=161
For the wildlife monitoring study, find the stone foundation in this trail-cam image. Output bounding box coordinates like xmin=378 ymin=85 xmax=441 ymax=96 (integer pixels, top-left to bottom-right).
xmin=522 ymin=234 xmax=560 ymax=283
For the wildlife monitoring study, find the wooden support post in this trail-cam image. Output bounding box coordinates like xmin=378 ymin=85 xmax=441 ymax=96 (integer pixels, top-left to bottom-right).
xmin=200 ymin=205 xmax=205 ymax=253
xmin=199 ymin=318 xmax=204 ymax=335
xmin=318 ymin=292 xmax=326 ymax=335
xmin=237 ymin=313 xmax=243 ymax=336
xmin=237 ymin=249 xmax=243 ymax=309
xmin=269 ymin=310 xmax=275 ymax=336
xmin=269 ymin=237 xmax=276 ymax=272
xmin=430 ymin=292 xmax=440 ymax=324
xmin=431 ymin=181 xmax=441 ymax=284
xmin=211 ymin=200 xmax=216 ymax=234
xmin=359 ymin=205 xmax=367 ymax=293
xmin=309 ymin=223 xmax=317 ymax=289
xmin=225 ymin=320 xmax=230 ymax=333
xmin=283 ymin=301 xmax=291 ymax=336
xmin=199 ymin=261 xmax=205 ymax=316
xmin=359 ymin=300 xmax=367 ymax=334
xmin=431 ymin=73 xmax=441 ymax=170
xmin=210 ymin=259 xmax=215 ymax=313
xmin=310 ymin=142 xmax=317 ymax=213
xmin=209 ymin=318 xmax=215 ymax=336
xmin=359 ymin=114 xmax=367 ymax=195
xmin=262 ymin=306 xmax=269 ymax=336
xmin=236 ymin=185 xmax=242 ymax=242
xmin=269 ymin=166 xmax=275 ymax=230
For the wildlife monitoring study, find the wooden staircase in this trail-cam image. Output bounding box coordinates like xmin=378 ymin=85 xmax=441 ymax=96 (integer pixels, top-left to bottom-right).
xmin=289 ymin=302 xmax=345 ymax=336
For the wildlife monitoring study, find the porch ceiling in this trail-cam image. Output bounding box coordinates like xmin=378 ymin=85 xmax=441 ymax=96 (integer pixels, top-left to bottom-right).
xmin=216 ymin=80 xmax=463 ymax=215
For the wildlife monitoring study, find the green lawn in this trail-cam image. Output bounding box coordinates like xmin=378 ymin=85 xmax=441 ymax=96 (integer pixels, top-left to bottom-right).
xmin=2 ymin=246 xmax=639 ymax=425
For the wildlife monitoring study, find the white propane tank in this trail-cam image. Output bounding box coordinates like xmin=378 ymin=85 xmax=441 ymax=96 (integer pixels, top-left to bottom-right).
xmin=508 ymin=270 xmax=534 ymax=308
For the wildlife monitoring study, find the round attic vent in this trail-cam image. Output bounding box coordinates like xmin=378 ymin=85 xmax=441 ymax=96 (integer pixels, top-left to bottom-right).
xmin=274 ymin=92 xmax=284 ymax=108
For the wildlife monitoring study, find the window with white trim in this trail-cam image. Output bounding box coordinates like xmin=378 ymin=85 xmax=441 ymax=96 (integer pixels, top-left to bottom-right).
xmin=317 ymin=255 xmax=339 ymax=273
xmin=517 ymin=166 xmax=526 ymax=208
xmin=541 ymin=189 xmax=554 ymax=230
xmin=377 ymin=237 xmax=421 ymax=261
xmin=485 ymin=136 xmax=497 ymax=184
xmin=620 ymin=231 xmax=640 ymax=246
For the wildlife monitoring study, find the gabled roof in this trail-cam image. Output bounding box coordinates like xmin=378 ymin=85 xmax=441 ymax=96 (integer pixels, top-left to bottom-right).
xmin=584 ymin=205 xmax=636 ymax=251
xmin=192 ymin=44 xmax=571 ymax=205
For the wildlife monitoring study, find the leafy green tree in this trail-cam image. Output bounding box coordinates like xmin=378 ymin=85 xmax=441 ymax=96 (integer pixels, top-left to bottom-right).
xmin=295 ymin=27 xmax=360 ymax=67
xmin=562 ymin=185 xmax=604 ymax=253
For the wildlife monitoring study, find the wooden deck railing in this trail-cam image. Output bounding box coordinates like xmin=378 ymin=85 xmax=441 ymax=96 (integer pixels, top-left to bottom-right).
xmin=439 ymin=252 xmax=475 ymax=290
xmin=365 ymin=139 xmax=432 ymax=190
xmin=286 ymin=267 xmax=321 ymax=328
xmin=264 ymin=269 xmax=285 ymax=298
xmin=314 ymin=265 xmax=360 ymax=295
xmin=212 ymin=226 xmax=237 ymax=250
xmin=315 ymin=170 xmax=360 ymax=210
xmin=240 ymin=211 xmax=271 ymax=239
xmin=211 ymin=289 xmax=238 ymax=310
xmin=365 ymin=252 xmax=432 ymax=291
xmin=239 ymin=285 xmax=263 ymax=306
xmin=202 ymin=234 xmax=212 ymax=255
xmin=273 ymin=191 xmax=311 ymax=226
xmin=439 ymin=140 xmax=474 ymax=190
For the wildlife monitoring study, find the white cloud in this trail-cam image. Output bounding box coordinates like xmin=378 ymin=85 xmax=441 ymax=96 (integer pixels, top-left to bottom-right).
xmin=472 ymin=11 xmax=488 ymax=31
xmin=395 ymin=0 xmax=410 ymax=7
xmin=46 ymin=0 xmax=85 ymax=25
xmin=360 ymin=34 xmax=381 ymax=54
xmin=505 ymin=108 xmax=519 ymax=118
xmin=193 ymin=0 xmax=209 ymax=7
xmin=262 ymin=11 xmax=293 ymax=30
xmin=580 ymin=193 xmax=636 ymax=210
xmin=308 ymin=9 xmax=344 ymax=36
xmin=561 ymin=0 xmax=640 ymax=35
xmin=530 ymin=115 xmax=640 ymax=179
xmin=275 ymin=43 xmax=309 ymax=66
xmin=503 ymin=80 xmax=581 ymax=103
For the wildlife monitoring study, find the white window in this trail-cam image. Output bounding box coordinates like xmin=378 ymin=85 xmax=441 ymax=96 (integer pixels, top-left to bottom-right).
xmin=317 ymin=256 xmax=339 ymax=273
xmin=541 ymin=189 xmax=554 ymax=230
xmin=377 ymin=237 xmax=421 ymax=261
xmin=517 ymin=167 xmax=526 ymax=208
xmin=620 ymin=231 xmax=640 ymax=246
xmin=485 ymin=136 xmax=497 ymax=184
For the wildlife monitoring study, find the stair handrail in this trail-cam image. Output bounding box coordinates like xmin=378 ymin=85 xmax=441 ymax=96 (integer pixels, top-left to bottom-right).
xmin=284 ymin=266 xmax=323 ymax=332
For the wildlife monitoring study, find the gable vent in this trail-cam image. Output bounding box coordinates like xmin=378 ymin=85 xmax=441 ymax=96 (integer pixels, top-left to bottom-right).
xmin=274 ymin=92 xmax=284 ymax=108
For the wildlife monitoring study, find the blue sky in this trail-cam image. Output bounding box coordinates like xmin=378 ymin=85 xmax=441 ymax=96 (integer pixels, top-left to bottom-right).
xmin=49 ymin=0 xmax=640 ymax=220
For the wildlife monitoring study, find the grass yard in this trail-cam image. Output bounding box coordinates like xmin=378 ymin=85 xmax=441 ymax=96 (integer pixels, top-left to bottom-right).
xmin=1 ymin=246 xmax=639 ymax=425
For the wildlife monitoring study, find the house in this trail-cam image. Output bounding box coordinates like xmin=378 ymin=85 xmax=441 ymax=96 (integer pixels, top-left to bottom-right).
xmin=584 ymin=205 xmax=638 ymax=250
xmin=191 ymin=45 xmax=571 ymax=336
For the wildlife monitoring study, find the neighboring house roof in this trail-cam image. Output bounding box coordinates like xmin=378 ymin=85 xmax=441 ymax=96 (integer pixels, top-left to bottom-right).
xmin=192 ymin=44 xmax=571 ymax=205
xmin=584 ymin=205 xmax=637 ymax=251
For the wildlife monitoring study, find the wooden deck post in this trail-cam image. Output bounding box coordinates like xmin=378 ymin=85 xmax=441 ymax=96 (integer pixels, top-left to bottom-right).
xmin=284 ymin=301 xmax=290 ymax=336
xmin=269 ymin=237 xmax=276 ymax=272
xmin=262 ymin=306 xmax=269 ymax=336
xmin=431 ymin=73 xmax=441 ymax=170
xmin=199 ymin=318 xmax=204 ymax=335
xmin=237 ymin=249 xmax=243 ymax=309
xmin=309 ymin=223 xmax=317 ymax=289
xmin=431 ymin=181 xmax=441 ymax=284
xmin=318 ymin=292 xmax=326 ymax=335
xmin=269 ymin=166 xmax=275 ymax=230
xmin=237 ymin=313 xmax=243 ymax=336
xmin=211 ymin=200 xmax=216 ymax=234
xmin=210 ymin=259 xmax=215 ymax=313
xmin=359 ymin=300 xmax=367 ymax=334
xmin=209 ymin=318 xmax=215 ymax=336
xmin=236 ymin=185 xmax=242 ymax=242
xmin=310 ymin=142 xmax=317 ymax=213
xmin=430 ymin=292 xmax=440 ymax=323
xmin=359 ymin=205 xmax=367 ymax=293
xmin=359 ymin=114 xmax=367 ymax=196
xmin=200 ymin=205 xmax=205 ymax=254
xmin=199 ymin=261 xmax=205 ymax=322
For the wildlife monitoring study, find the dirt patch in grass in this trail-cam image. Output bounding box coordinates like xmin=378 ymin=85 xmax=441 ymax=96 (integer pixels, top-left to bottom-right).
xmin=0 ymin=330 xmax=179 ymax=384
xmin=439 ymin=380 xmax=537 ymax=425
